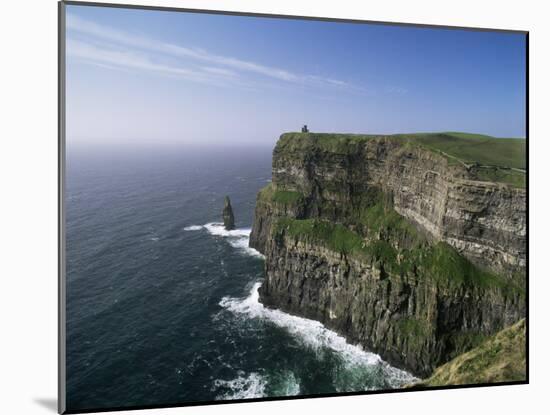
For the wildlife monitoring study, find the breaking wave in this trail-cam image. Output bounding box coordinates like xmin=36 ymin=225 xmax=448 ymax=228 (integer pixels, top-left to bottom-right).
xmin=213 ymin=372 xmax=267 ymax=400
xmin=184 ymin=222 xmax=264 ymax=258
xmin=212 ymin=370 xmax=301 ymax=400
xmin=219 ymin=282 xmax=417 ymax=387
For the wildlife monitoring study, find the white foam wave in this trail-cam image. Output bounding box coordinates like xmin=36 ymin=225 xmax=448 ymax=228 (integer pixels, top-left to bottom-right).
xmin=213 ymin=372 xmax=267 ymax=400
xmin=220 ymin=283 xmax=417 ymax=386
xmin=183 ymin=225 xmax=203 ymax=231
xmin=203 ymin=222 xmax=250 ymax=238
xmin=184 ymin=222 xmax=264 ymax=258
xmin=220 ymin=283 xmax=381 ymax=367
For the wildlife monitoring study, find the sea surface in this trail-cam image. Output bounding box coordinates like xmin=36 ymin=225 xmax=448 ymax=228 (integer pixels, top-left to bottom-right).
xmin=65 ymin=146 xmax=415 ymax=411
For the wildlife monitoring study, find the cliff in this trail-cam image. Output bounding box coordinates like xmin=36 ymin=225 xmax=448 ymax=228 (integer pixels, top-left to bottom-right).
xmin=413 ymin=319 xmax=526 ymax=386
xmin=250 ymin=132 xmax=526 ymax=378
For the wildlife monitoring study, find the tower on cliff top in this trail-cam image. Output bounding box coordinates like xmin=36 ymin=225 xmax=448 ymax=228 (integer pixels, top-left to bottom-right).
xmin=301 ymin=125 xmax=309 ymax=133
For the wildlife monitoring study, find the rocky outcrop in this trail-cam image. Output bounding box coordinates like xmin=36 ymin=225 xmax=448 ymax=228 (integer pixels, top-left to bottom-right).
xmin=222 ymin=196 xmax=235 ymax=230
xmin=250 ymin=132 xmax=526 ymax=378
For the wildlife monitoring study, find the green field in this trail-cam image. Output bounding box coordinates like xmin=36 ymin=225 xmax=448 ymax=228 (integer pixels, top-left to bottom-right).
xmin=396 ymin=132 xmax=526 ymax=170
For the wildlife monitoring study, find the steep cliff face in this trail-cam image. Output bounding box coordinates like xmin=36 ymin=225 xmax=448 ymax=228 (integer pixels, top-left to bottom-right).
xmin=258 ymin=133 xmax=526 ymax=277
xmin=259 ymin=226 xmax=524 ymax=376
xmin=250 ymin=132 xmax=526 ymax=377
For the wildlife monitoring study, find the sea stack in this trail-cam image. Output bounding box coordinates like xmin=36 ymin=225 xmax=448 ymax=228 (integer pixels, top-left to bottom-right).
xmin=222 ymin=196 xmax=235 ymax=230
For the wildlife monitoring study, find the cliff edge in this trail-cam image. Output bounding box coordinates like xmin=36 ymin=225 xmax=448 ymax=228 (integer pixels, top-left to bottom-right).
xmin=250 ymin=132 xmax=526 ymax=378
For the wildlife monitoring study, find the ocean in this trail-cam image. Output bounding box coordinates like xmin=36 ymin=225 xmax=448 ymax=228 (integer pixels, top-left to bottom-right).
xmin=65 ymin=146 xmax=415 ymax=411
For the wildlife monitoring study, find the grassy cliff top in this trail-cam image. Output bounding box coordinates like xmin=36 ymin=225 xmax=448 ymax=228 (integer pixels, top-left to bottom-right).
xmin=413 ymin=319 xmax=526 ymax=387
xmin=276 ymin=132 xmax=526 ymax=188
xmin=277 ymin=132 xmax=526 ymax=171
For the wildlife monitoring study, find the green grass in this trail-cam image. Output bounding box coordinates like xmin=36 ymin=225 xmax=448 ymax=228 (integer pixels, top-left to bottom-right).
xmin=354 ymin=188 xmax=424 ymax=246
xmin=258 ymin=183 xmax=304 ymax=206
xmin=400 ymin=132 xmax=526 ymax=170
xmin=411 ymin=242 xmax=513 ymax=289
xmin=274 ymin=218 xmax=367 ymax=255
xmin=272 ymin=190 xmax=303 ymax=204
xmin=473 ymin=166 xmax=526 ymax=188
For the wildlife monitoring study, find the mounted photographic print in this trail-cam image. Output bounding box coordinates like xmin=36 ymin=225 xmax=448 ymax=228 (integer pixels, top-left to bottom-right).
xmin=59 ymin=1 xmax=528 ymax=413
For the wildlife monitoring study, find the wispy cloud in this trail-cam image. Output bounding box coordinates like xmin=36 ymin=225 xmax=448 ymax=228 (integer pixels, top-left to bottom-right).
xmin=67 ymin=39 xmax=239 ymax=87
xmin=66 ymin=13 xmax=364 ymax=92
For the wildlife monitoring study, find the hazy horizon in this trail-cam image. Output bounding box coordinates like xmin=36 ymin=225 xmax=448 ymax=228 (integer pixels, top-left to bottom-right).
xmin=66 ymin=5 xmax=527 ymax=148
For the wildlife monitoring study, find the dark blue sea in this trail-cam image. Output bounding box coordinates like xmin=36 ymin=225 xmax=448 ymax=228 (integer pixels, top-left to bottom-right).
xmin=65 ymin=146 xmax=415 ymax=411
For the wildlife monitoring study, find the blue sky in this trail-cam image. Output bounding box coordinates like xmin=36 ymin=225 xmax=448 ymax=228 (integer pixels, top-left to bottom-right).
xmin=66 ymin=4 xmax=526 ymax=148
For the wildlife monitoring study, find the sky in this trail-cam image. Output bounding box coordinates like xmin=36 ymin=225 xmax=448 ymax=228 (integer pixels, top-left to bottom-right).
xmin=65 ymin=4 xmax=527 ymax=149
